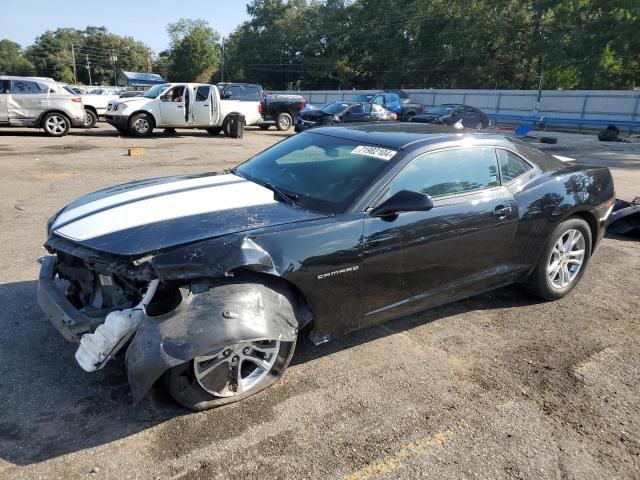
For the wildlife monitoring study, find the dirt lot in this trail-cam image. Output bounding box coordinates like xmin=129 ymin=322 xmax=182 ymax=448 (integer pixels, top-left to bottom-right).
xmin=0 ymin=125 xmax=638 ymax=480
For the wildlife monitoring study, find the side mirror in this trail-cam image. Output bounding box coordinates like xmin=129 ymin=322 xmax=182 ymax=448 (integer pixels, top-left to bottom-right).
xmin=371 ymin=190 xmax=434 ymax=217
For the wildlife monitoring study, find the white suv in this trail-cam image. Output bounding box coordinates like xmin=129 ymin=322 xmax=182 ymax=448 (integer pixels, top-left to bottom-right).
xmin=0 ymin=76 xmax=86 ymax=136
xmin=105 ymin=83 xmax=262 ymax=137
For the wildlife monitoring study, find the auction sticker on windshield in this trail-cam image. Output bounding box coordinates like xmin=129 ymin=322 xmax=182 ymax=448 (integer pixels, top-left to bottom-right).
xmin=351 ymin=145 xmax=397 ymax=161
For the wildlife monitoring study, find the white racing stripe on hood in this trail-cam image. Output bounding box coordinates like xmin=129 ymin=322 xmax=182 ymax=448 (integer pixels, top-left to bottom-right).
xmin=54 ymin=180 xmax=277 ymax=241
xmin=53 ymin=174 xmax=241 ymax=229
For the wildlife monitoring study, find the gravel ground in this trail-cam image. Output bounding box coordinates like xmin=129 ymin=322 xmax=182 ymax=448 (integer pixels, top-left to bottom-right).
xmin=0 ymin=125 xmax=638 ymax=479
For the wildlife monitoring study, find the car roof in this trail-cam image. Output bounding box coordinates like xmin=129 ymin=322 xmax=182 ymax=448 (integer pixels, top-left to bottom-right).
xmin=307 ymin=123 xmax=509 ymax=150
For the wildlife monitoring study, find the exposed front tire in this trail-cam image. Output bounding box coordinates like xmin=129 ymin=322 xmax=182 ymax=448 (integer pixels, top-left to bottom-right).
xmin=164 ymin=338 xmax=296 ymax=411
xmin=524 ymin=217 xmax=592 ymax=300
xmin=128 ymin=113 xmax=154 ymax=137
xmin=84 ymin=109 xmax=98 ymax=128
xmin=42 ymin=112 xmax=70 ymax=137
xmin=276 ymin=112 xmax=293 ymax=131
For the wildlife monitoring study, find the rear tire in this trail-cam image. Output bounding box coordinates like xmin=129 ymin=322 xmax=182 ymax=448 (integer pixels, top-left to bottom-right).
xmin=128 ymin=113 xmax=154 ymax=137
xmin=276 ymin=112 xmax=293 ymax=131
xmin=523 ymin=217 xmax=592 ymax=300
xmin=42 ymin=112 xmax=70 ymax=137
xmin=84 ymin=109 xmax=98 ymax=128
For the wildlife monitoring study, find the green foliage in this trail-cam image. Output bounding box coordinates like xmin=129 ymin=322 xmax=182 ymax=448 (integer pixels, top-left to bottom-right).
xmin=225 ymin=0 xmax=640 ymax=90
xmin=0 ymin=39 xmax=36 ymax=76
xmin=165 ymin=19 xmax=221 ymax=82
xmin=24 ymin=27 xmax=153 ymax=86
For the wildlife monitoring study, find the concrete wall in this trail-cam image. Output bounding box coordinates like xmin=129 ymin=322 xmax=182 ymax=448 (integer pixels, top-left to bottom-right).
xmin=268 ymin=89 xmax=640 ymax=123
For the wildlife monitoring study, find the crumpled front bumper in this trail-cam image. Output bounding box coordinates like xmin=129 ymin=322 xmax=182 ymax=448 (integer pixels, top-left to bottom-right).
xmin=104 ymin=114 xmax=129 ymax=130
xmin=37 ymin=256 xmax=102 ymax=342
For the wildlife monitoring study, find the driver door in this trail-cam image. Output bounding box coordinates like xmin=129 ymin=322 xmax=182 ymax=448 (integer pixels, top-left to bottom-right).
xmin=159 ymin=84 xmax=188 ymax=126
xmin=360 ymin=147 xmax=519 ymax=327
xmin=192 ymin=85 xmax=213 ymax=125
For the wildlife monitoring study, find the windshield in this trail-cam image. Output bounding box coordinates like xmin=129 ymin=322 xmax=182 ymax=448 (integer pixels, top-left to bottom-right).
xmin=353 ymin=94 xmax=374 ymax=102
xmin=235 ymin=132 xmax=396 ymax=213
xmin=427 ymin=105 xmax=455 ymax=115
xmin=321 ymin=102 xmax=351 ymax=115
xmin=143 ymin=84 xmax=169 ymax=98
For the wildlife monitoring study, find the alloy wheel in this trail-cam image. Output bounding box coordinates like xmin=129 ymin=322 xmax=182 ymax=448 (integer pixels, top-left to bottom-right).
xmin=134 ymin=118 xmax=149 ymax=134
xmin=547 ymin=228 xmax=586 ymax=289
xmin=45 ymin=115 xmax=68 ymax=135
xmin=193 ymin=340 xmax=281 ymax=397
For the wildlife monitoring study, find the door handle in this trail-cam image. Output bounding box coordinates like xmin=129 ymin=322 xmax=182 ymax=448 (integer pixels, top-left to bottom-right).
xmin=177 ymin=106 xmax=184 ymax=109
xmin=203 ymin=104 xmax=209 ymax=106
xmin=493 ymin=205 xmax=511 ymax=218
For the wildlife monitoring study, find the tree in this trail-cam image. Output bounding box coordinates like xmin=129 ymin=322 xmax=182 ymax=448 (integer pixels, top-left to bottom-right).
xmin=165 ymin=19 xmax=221 ymax=82
xmin=0 ymin=40 xmax=36 ymax=76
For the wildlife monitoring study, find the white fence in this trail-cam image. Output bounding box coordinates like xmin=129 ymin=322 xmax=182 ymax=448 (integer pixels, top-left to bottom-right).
xmin=269 ymin=89 xmax=640 ymax=124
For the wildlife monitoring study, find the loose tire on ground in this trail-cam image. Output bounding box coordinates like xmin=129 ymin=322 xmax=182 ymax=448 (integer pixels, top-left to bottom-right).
xmin=523 ymin=217 xmax=592 ymax=300
xmin=128 ymin=113 xmax=154 ymax=137
xmin=42 ymin=112 xmax=70 ymax=137
xmin=84 ymin=109 xmax=98 ymax=128
xmin=276 ymin=112 xmax=293 ymax=131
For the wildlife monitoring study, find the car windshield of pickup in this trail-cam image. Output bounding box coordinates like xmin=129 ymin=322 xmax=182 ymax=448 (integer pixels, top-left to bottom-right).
xmin=143 ymin=84 xmax=169 ymax=98
xmin=235 ymin=132 xmax=396 ymax=214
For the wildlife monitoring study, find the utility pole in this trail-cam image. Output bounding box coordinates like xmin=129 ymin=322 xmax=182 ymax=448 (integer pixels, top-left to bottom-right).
xmin=71 ymin=43 xmax=77 ymax=85
xmin=110 ymin=50 xmax=118 ymax=86
xmin=85 ymin=54 xmax=92 ymax=86
xmin=220 ymin=37 xmax=225 ymax=83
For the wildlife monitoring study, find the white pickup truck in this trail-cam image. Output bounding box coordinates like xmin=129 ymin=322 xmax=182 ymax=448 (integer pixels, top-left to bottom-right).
xmin=105 ymin=83 xmax=261 ymax=137
xmin=81 ymin=88 xmax=121 ymax=128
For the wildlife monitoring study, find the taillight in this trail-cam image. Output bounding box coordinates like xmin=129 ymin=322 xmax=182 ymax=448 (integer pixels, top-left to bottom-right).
xmin=258 ymin=103 xmax=263 ymax=114
xmin=299 ymin=102 xmax=305 ymax=111
xmin=71 ymin=97 xmax=82 ymax=103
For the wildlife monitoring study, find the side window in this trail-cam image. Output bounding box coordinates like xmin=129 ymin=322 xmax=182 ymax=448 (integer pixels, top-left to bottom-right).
xmin=225 ymin=85 xmax=244 ymax=98
xmin=162 ymin=86 xmax=185 ymax=102
xmin=195 ymin=86 xmax=210 ymax=102
xmin=244 ymin=86 xmax=260 ymax=97
xmin=497 ymin=149 xmax=532 ymax=182
xmin=363 ymin=103 xmax=373 ymax=113
xmin=464 ymin=106 xmax=476 ymax=114
xmin=0 ymin=80 xmax=10 ymax=94
xmin=388 ymin=148 xmax=499 ymax=198
xmin=372 ymin=95 xmax=384 ymax=106
xmin=11 ymin=80 xmax=43 ymax=94
xmin=348 ymin=104 xmax=364 ymax=114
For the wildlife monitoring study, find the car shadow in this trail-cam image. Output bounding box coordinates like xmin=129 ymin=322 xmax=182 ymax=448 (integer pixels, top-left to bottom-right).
xmin=0 ymin=279 xmax=539 ymax=466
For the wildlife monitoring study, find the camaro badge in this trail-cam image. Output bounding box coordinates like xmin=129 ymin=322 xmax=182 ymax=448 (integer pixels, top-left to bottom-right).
xmin=317 ymin=266 xmax=360 ymax=280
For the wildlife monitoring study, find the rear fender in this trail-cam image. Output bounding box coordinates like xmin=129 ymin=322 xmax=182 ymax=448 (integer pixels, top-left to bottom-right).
xmin=125 ymin=281 xmax=298 ymax=403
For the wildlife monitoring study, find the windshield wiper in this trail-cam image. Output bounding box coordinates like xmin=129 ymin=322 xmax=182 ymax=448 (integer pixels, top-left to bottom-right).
xmin=264 ymin=182 xmax=299 ymax=206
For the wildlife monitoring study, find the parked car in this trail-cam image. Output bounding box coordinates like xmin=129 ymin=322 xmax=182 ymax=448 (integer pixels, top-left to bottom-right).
xmin=0 ymin=76 xmax=86 ymax=136
xmin=104 ymin=83 xmax=262 ymax=137
xmin=294 ymin=101 xmax=396 ymax=132
xmin=411 ymin=104 xmax=489 ymax=129
xmin=38 ymin=123 xmax=615 ymax=410
xmin=81 ymin=88 xmax=122 ymax=128
xmin=352 ymin=91 xmax=424 ymax=120
xmin=216 ymin=82 xmax=305 ymax=131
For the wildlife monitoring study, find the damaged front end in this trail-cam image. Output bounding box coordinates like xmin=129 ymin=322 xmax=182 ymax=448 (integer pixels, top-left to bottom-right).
xmin=37 ymin=236 xmax=301 ymax=403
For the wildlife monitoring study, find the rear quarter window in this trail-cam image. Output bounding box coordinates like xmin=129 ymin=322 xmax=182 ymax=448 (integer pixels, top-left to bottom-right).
xmin=497 ymin=149 xmax=533 ymax=182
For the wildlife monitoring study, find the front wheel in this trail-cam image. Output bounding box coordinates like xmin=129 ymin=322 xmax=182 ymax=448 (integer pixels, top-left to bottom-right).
xmin=164 ymin=338 xmax=296 ymax=410
xmin=42 ymin=112 xmax=70 ymax=137
xmin=128 ymin=113 xmax=154 ymax=137
xmin=523 ymin=217 xmax=592 ymax=300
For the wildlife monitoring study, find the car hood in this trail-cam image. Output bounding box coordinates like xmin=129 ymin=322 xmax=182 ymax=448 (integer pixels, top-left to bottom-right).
xmin=49 ymin=173 xmax=326 ymax=257
xmin=300 ymin=110 xmax=332 ymax=121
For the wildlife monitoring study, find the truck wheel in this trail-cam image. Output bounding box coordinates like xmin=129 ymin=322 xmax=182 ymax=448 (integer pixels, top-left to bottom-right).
xmin=276 ymin=112 xmax=293 ymax=131
xmin=42 ymin=112 xmax=70 ymax=137
xmin=84 ymin=109 xmax=98 ymax=128
xmin=206 ymin=127 xmax=222 ymax=135
xmin=129 ymin=113 xmax=154 ymax=137
xmin=259 ymin=124 xmax=271 ymax=130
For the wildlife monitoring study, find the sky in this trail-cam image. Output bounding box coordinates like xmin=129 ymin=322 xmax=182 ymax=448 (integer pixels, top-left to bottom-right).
xmin=4 ymin=0 xmax=250 ymax=53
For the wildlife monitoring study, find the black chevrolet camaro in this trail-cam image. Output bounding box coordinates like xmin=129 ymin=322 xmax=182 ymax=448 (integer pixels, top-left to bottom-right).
xmin=38 ymin=124 xmax=615 ymax=410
